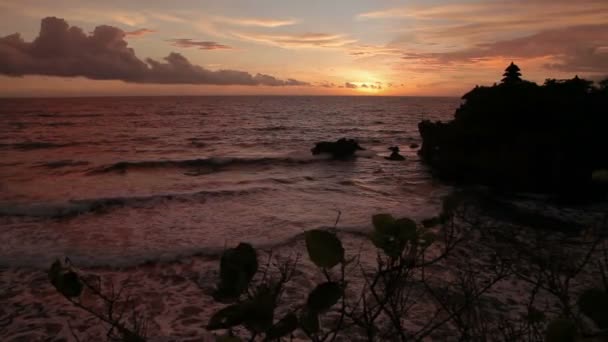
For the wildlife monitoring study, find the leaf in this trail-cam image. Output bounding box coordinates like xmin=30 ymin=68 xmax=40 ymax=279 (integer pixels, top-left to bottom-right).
xmin=371 ymin=231 xmax=405 ymax=258
xmin=394 ymin=218 xmax=417 ymax=241
xmin=305 ymin=230 xmax=344 ymax=268
xmin=121 ymin=330 xmax=146 ymax=342
xmin=371 ymin=216 xmax=417 ymax=258
xmin=215 ymin=243 xmax=258 ymax=300
xmin=210 ymin=284 xmax=277 ymax=332
xmin=265 ymin=313 xmax=298 ymax=340
xmin=243 ymin=288 xmax=275 ymax=333
xmin=577 ymin=288 xmax=608 ymax=329
xmin=421 ymin=217 xmax=441 ymax=228
xmin=545 ymin=318 xmax=576 ymax=342
xmin=207 ymin=304 xmax=247 ymax=330
xmin=48 ymin=259 xmax=63 ymax=284
xmin=441 ymin=192 xmax=464 ymax=217
xmin=592 ymin=169 xmax=608 ymax=184
xmin=216 ymin=335 xmax=242 ymax=342
xmin=526 ymin=306 xmax=545 ymax=324
xmin=420 ymin=232 xmax=437 ymax=247
xmin=299 ymin=310 xmax=319 ymax=334
xmin=58 ymin=271 xmax=83 ymax=298
xmin=372 ymin=214 xmax=395 ymax=234
xmin=307 ymin=282 xmax=342 ymax=312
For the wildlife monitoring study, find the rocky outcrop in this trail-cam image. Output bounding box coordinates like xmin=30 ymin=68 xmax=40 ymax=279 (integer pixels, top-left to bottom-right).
xmin=418 ymin=64 xmax=608 ymax=199
xmin=385 ymin=146 xmax=405 ymax=161
xmin=311 ymin=138 xmax=365 ymax=159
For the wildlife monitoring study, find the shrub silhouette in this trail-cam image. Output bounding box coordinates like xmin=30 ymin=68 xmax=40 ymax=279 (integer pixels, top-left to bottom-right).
xmin=48 ymin=197 xmax=608 ymax=340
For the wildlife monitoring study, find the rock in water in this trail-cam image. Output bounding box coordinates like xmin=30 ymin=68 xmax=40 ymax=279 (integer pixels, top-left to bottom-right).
xmin=385 ymin=146 xmax=405 ymax=161
xmin=311 ymin=138 xmax=365 ymax=159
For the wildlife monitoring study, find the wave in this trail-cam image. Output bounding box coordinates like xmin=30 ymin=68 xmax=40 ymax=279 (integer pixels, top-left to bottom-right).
xmin=253 ymin=125 xmax=295 ymax=132
xmin=89 ymin=155 xmax=329 ymax=174
xmin=0 ymin=187 xmax=274 ymax=218
xmin=0 ymin=141 xmax=76 ymax=150
xmin=35 ymin=160 xmax=90 ymax=169
xmin=0 ymin=224 xmax=370 ymax=269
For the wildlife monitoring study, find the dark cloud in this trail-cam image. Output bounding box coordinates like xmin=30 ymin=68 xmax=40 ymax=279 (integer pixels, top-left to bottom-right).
xmin=319 ymin=81 xmax=336 ymax=88
xmin=360 ymin=83 xmax=369 ymax=88
xmin=125 ymin=28 xmax=156 ymax=37
xmin=0 ymin=17 xmax=308 ymax=86
xmin=168 ymin=38 xmax=232 ymax=50
xmin=252 ymin=73 xmax=309 ymax=86
xmin=402 ymin=24 xmax=608 ymax=73
xmin=345 ymin=82 xmax=358 ymax=88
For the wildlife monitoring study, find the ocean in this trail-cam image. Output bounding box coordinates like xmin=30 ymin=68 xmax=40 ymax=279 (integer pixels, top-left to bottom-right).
xmin=0 ymin=96 xmax=465 ymax=339
xmin=1 ymin=96 xmax=606 ymax=340
xmin=0 ymin=96 xmax=458 ymax=268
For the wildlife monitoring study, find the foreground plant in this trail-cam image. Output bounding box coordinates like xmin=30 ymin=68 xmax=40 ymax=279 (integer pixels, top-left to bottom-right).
xmin=48 ymin=193 xmax=608 ymax=341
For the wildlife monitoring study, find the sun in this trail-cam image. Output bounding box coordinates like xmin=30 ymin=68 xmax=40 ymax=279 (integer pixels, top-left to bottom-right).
xmin=354 ymin=82 xmax=383 ymax=94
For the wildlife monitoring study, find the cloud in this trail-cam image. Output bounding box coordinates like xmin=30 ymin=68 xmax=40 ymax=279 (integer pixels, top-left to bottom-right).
xmin=0 ymin=17 xmax=308 ymax=86
xmin=252 ymin=73 xmax=309 ymax=86
xmin=168 ymin=39 xmax=232 ymax=50
xmin=344 ymin=82 xmax=358 ymax=89
xmin=214 ymin=16 xmax=297 ymax=28
xmin=318 ymin=81 xmax=336 ymax=88
xmin=348 ymin=44 xmax=402 ymax=57
xmin=359 ymin=0 xmax=608 ymax=51
xmin=125 ymin=28 xmax=156 ymax=37
xmin=358 ymin=0 xmax=608 ymax=21
xmin=232 ymin=32 xmax=356 ymax=48
xmin=402 ymin=24 xmax=608 ymax=73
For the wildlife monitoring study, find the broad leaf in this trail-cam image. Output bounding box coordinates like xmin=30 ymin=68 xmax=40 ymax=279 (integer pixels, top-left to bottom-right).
xmin=394 ymin=218 xmax=417 ymax=241
xmin=420 ymin=232 xmax=437 ymax=247
xmin=578 ymin=288 xmax=608 ymax=329
xmin=526 ymin=306 xmax=545 ymax=324
xmin=216 ymin=335 xmax=242 ymax=342
xmin=545 ymin=318 xmax=576 ymax=342
xmin=372 ymin=214 xmax=395 ymax=233
xmin=305 ymin=230 xmax=344 ymax=268
xmin=59 ymin=271 xmax=83 ymax=298
xmin=243 ymin=288 xmax=275 ymax=333
xmin=299 ymin=310 xmax=319 ymax=334
xmin=421 ymin=217 xmax=441 ymax=228
xmin=207 ymin=304 xmax=247 ymax=330
xmin=215 ymin=243 xmax=258 ymax=300
xmin=371 ymin=216 xmax=418 ymax=258
xmin=48 ymin=259 xmax=63 ymax=284
xmin=371 ymin=231 xmax=405 ymax=258
xmin=592 ymin=169 xmax=608 ymax=184
xmin=265 ymin=313 xmax=298 ymax=340
xmin=307 ymin=282 xmax=342 ymax=312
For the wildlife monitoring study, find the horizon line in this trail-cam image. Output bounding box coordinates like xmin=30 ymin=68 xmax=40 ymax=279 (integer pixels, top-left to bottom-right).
xmin=0 ymin=94 xmax=461 ymax=99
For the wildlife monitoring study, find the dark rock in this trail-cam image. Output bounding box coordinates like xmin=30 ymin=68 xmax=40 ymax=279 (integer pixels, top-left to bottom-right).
xmin=385 ymin=146 xmax=405 ymax=161
xmin=418 ymin=63 xmax=608 ymax=200
xmin=409 ymin=143 xmax=419 ymax=149
xmin=311 ymin=138 xmax=365 ymax=159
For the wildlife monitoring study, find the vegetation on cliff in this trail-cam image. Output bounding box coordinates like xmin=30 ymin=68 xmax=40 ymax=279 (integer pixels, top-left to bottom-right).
xmin=419 ymin=63 xmax=608 ymax=197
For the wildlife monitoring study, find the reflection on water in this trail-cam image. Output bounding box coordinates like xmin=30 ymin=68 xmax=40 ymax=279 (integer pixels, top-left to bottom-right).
xmin=0 ymin=96 xmax=458 ymax=267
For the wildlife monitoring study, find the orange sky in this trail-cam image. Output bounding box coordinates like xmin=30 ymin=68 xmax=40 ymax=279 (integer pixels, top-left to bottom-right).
xmin=0 ymin=0 xmax=607 ymax=97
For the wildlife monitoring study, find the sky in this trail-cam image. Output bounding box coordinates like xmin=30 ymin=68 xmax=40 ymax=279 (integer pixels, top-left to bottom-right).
xmin=0 ymin=0 xmax=607 ymax=97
